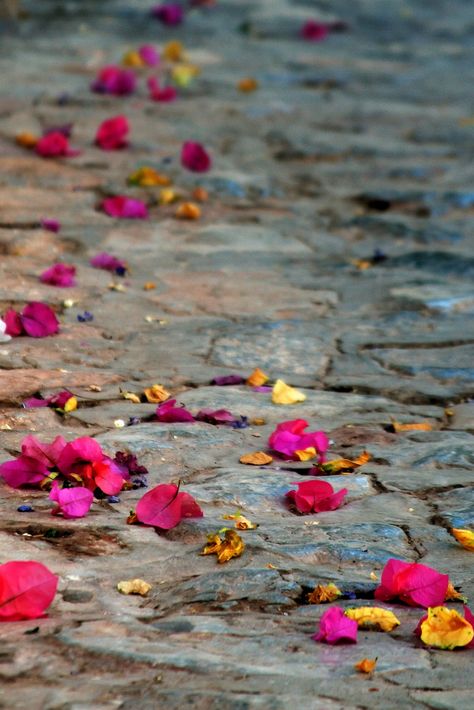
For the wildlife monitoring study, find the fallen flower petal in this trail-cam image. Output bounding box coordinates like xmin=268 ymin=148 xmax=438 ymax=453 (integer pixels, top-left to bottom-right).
xmin=201 ymin=529 xmax=244 ymax=563
xmin=246 ymin=367 xmax=269 ymax=387
xmin=312 ymin=606 xmax=358 ymax=644
xmin=419 ymin=606 xmax=474 ymax=649
xmin=163 ymin=40 xmax=184 ymax=62
xmin=40 ymin=218 xmax=61 ymax=233
xmin=155 ymin=399 xmax=194 ymax=422
xmin=40 ymin=263 xmax=76 ymax=287
xmin=49 ymin=482 xmax=93 ymax=519
xmin=445 ymin=581 xmax=467 ymax=603
xmin=148 ymin=77 xmax=177 ymax=102
xmin=320 ymin=451 xmax=371 ymax=474
xmin=222 ymin=511 xmax=258 ymax=530
xmin=192 ymin=186 xmax=209 ymax=202
xmin=171 ymin=63 xmax=200 ymax=87
xmin=0 ymin=456 xmax=48 ymax=488
xmin=17 ymin=302 xmax=59 ymax=338
xmin=286 ymin=479 xmax=347 ymax=514
xmin=95 ymin=115 xmax=129 ymax=150
xmin=139 ymin=45 xmax=160 ymax=66
xmin=211 ymin=374 xmax=245 ymax=386
xmin=35 ymin=131 xmax=78 ymax=158
xmin=90 ymin=252 xmax=127 ymax=274
xmin=301 ymin=20 xmax=331 ymax=42
xmin=128 ymin=166 xmax=171 ymax=187
xmin=195 ymin=408 xmax=237 ymax=424
xmin=102 ymin=196 xmax=148 ymax=219
xmin=151 ymin=3 xmax=184 ymax=25
xmin=91 ymin=65 xmax=136 ymax=95
xmin=451 ymin=528 xmax=474 ymax=551
xmin=272 ymin=379 xmax=306 ymax=404
xmin=375 ymin=558 xmax=449 ymax=608
xmin=294 ymin=447 xmax=317 ymax=462
xmin=355 ymin=658 xmax=377 ymax=674
xmin=307 ymin=583 xmax=342 ymax=604
xmin=175 ymin=202 xmax=201 ymax=220
xmin=143 ymin=384 xmax=170 ymax=403
xmin=117 ymin=579 xmax=152 ymax=596
xmin=238 ymin=77 xmax=258 ymax=92
xmin=136 ymin=482 xmax=202 ymax=529
xmin=181 ymin=141 xmax=211 ymax=172
xmin=390 ymin=420 xmax=433 ymax=433
xmin=16 ymin=132 xmax=38 ymax=148
xmin=0 ymin=560 xmax=58 ymax=621
xmin=345 ymin=606 xmax=400 ymax=632
xmin=239 ymin=451 xmax=273 ymax=465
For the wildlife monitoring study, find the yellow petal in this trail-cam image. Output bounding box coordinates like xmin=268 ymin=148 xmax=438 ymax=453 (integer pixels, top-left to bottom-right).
xmin=294 ymin=447 xmax=316 ymax=461
xmin=445 ymin=581 xmax=467 ymax=603
xmin=16 ymin=132 xmax=38 ymax=148
xmin=237 ymin=77 xmax=259 ymax=93
xmin=175 ymin=202 xmax=201 ymax=220
xmin=163 ymin=40 xmax=185 ymax=62
xmin=122 ymin=50 xmax=145 ymax=67
xmin=239 ymin=451 xmax=273 ymax=466
xmin=355 ymin=658 xmax=377 ymax=674
xmin=117 ymin=579 xmax=152 ymax=596
xmin=200 ymin=530 xmax=245 ymax=563
xmin=451 ymin=528 xmax=474 ymax=551
xmin=143 ymin=384 xmax=170 ymax=403
xmin=159 ymin=188 xmax=180 ymax=205
xmin=63 ymin=396 xmax=78 ymax=413
xmin=307 ymin=583 xmax=342 ymax=604
xmin=420 ymin=606 xmax=474 ymax=649
xmin=391 ymin=420 xmax=433 ymax=432
xmin=128 ymin=166 xmax=171 ymax=187
xmin=121 ymin=390 xmax=141 ymax=404
xmin=272 ymin=379 xmax=306 ymax=404
xmin=246 ymin=367 xmax=269 ymax=387
xmin=222 ymin=512 xmax=258 ymax=530
xmin=345 ymin=607 xmax=400 ymax=632
xmin=321 ymin=451 xmax=371 ymax=474
xmin=172 ymin=63 xmax=200 ymax=87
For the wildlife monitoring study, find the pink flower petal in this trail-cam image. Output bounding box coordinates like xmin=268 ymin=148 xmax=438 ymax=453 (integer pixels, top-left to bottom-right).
xmin=3 ymin=308 xmax=23 ymax=336
xmin=375 ymin=559 xmax=449 ymax=608
xmin=102 ymin=196 xmax=148 ymax=219
xmin=156 ymin=399 xmax=195 ymax=423
xmin=20 ymin=302 xmax=59 ymax=337
xmin=92 ymin=460 xmax=125 ymax=495
xmin=0 ymin=561 xmax=58 ymax=621
xmin=136 ymin=483 xmax=202 ymax=530
xmin=95 ymin=115 xmax=129 ymax=150
xmin=90 ymin=252 xmax=127 ymax=273
xmin=21 ymin=434 xmax=67 ymax=467
xmin=40 ymin=263 xmax=76 ymax=287
xmin=0 ymin=455 xmax=48 ymax=488
xmin=91 ymin=66 xmax=136 ymax=95
xmin=139 ymin=45 xmax=160 ymax=66
xmin=181 ymin=141 xmax=212 ymax=172
xmin=49 ymin=482 xmax=93 ymax=519
xmin=40 ymin=219 xmax=61 ymax=233
xmin=286 ymin=479 xmax=347 ymax=514
xmin=312 ymin=607 xmax=358 ymax=644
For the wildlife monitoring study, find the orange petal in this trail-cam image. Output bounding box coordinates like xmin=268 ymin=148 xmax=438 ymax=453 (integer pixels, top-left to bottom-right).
xmin=143 ymin=384 xmax=170 ymax=403
xmin=246 ymin=367 xmax=269 ymax=387
xmin=355 ymin=658 xmax=377 ymax=673
xmin=175 ymin=202 xmax=201 ymax=220
xmin=451 ymin=528 xmax=474 ymax=551
xmin=420 ymin=606 xmax=474 ymax=649
xmin=239 ymin=451 xmax=273 ymax=465
xmin=391 ymin=420 xmax=433 ymax=432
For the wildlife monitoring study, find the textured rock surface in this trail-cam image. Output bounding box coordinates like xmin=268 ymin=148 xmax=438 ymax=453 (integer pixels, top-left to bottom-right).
xmin=0 ymin=0 xmax=473 ymax=707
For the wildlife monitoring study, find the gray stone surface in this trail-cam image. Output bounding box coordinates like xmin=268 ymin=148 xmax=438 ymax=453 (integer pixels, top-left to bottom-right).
xmin=0 ymin=0 xmax=473 ymax=707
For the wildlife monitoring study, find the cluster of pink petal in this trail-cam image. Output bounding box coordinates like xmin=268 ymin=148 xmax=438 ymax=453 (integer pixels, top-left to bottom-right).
xmin=40 ymin=263 xmax=76 ymax=287
xmin=91 ymin=66 xmax=136 ymax=95
xmin=95 ymin=115 xmax=129 ymax=150
xmin=24 ymin=390 xmax=74 ymax=411
xmin=0 ymin=435 xmax=128 ymax=519
xmin=102 ymin=196 xmax=148 ymax=219
xmin=148 ymin=77 xmax=177 ymax=102
xmin=3 ymin=302 xmax=59 ymax=338
xmin=136 ymin=483 xmax=202 ymax=529
xmin=151 ymin=3 xmax=184 ymax=25
xmin=138 ymin=45 xmax=160 ymax=66
xmin=286 ymin=479 xmax=347 ymax=514
xmin=300 ymin=20 xmax=331 ymax=41
xmin=375 ymin=558 xmax=449 ymax=608
xmin=268 ymin=419 xmax=329 ymax=461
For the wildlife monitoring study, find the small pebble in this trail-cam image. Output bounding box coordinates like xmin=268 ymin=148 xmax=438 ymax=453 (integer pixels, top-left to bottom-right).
xmin=17 ymin=505 xmax=34 ymax=512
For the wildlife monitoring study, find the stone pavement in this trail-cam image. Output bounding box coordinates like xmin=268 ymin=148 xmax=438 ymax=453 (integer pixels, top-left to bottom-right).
xmin=0 ymin=0 xmax=473 ymax=707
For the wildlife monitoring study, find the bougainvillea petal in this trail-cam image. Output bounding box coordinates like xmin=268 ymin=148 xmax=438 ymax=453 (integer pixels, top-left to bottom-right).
xmin=155 ymin=399 xmax=195 ymax=422
xmin=375 ymin=558 xmax=450 ymax=608
xmin=57 ymin=437 xmax=103 ymax=473
xmin=211 ymin=374 xmax=245 ymax=386
xmin=49 ymin=482 xmax=94 ymax=518
xmin=90 ymin=252 xmax=127 ymax=273
xmin=148 ymin=77 xmax=177 ymax=102
xmin=35 ymin=131 xmax=78 ymax=158
xmin=91 ymin=66 xmax=136 ymax=95
xmin=102 ymin=196 xmax=148 ymax=219
xmin=345 ymin=606 xmax=400 ymax=632
xmin=95 ymin=115 xmax=129 ymax=150
xmin=3 ymin=308 xmax=23 ymax=336
xmin=139 ymin=45 xmax=160 ymax=66
xmin=286 ymin=479 xmax=347 ymax=514
xmin=0 ymin=456 xmax=48 ymax=488
xmin=40 ymin=218 xmax=61 ymax=233
xmin=136 ymin=483 xmax=202 ymax=529
xmin=92 ymin=460 xmax=125 ymax=495
xmin=0 ymin=560 xmax=58 ymax=621
xmin=272 ymin=379 xmax=306 ymax=404
xmin=21 ymin=434 xmax=66 ymax=467
xmin=301 ymin=20 xmax=330 ymax=42
xmin=268 ymin=419 xmax=329 ymax=460
xmin=151 ymin=3 xmax=184 ymax=25
xmin=40 ymin=263 xmax=76 ymax=287
xmin=21 ymin=302 xmax=59 ymax=337
xmin=195 ymin=408 xmax=236 ymax=424
xmin=181 ymin=141 xmax=211 ymax=172
xmin=312 ymin=606 xmax=358 ymax=644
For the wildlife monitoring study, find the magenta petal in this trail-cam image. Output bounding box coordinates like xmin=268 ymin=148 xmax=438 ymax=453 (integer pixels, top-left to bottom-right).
xmin=156 ymin=399 xmax=195 ymax=423
xmin=21 ymin=434 xmax=67 ymax=467
xmin=136 ymin=483 xmax=202 ymax=530
xmin=20 ymin=302 xmax=59 ymax=337
xmin=313 ymin=487 xmax=348 ymax=512
xmin=40 ymin=263 xmax=76 ymax=287
xmin=139 ymin=45 xmax=160 ymax=66
xmin=23 ymin=397 xmax=50 ymax=408
xmin=195 ymin=408 xmax=236 ymax=424
xmin=181 ymin=141 xmax=212 ymax=172
xmin=40 ymin=219 xmax=61 ymax=233
xmin=0 ymin=455 xmax=48 ymax=488
xmin=95 ymin=115 xmax=129 ymax=151
xmin=102 ymin=196 xmax=148 ymax=219
xmin=57 ymin=437 xmax=103 ymax=473
xmin=93 ymin=460 xmax=124 ymax=495
xmin=301 ymin=20 xmax=330 ymax=42
xmin=375 ymin=558 xmax=449 ymax=608
xmin=3 ymin=308 xmax=24 ymax=336
xmin=464 ymin=606 xmax=474 ymax=648
xmin=49 ymin=483 xmax=93 ymax=519
xmin=312 ymin=607 xmax=358 ymax=645
xmin=211 ymin=375 xmax=245 ymax=386
xmin=151 ymin=3 xmax=184 ymax=25
xmin=91 ymin=66 xmax=136 ymax=96
xmin=90 ymin=252 xmax=127 ymax=272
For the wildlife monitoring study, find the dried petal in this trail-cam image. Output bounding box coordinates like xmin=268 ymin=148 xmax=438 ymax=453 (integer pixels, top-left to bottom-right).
xmin=272 ymin=379 xmax=306 ymax=404
xmin=420 ymin=606 xmax=474 ymax=649
xmin=451 ymin=528 xmax=474 ymax=551
xmin=143 ymin=384 xmax=170 ymax=403
xmin=355 ymin=658 xmax=377 ymax=674
xmin=246 ymin=367 xmax=269 ymax=387
xmin=239 ymin=452 xmax=273 ymax=466
xmin=201 ymin=529 xmax=244 ymax=563
xmin=345 ymin=607 xmax=400 ymax=632
xmin=117 ymin=579 xmax=152 ymax=596
xmin=175 ymin=202 xmax=201 ymax=220
xmin=307 ymin=583 xmax=342 ymax=604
